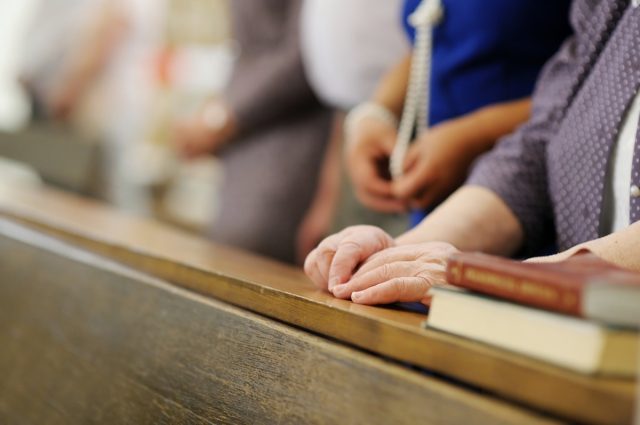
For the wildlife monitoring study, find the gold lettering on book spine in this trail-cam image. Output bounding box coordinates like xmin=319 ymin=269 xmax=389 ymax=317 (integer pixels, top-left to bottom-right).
xmin=463 ymin=268 xmax=561 ymax=304
xmin=519 ymin=281 xmax=559 ymax=302
xmin=463 ymin=268 xmax=516 ymax=291
xmin=449 ymin=264 xmax=462 ymax=282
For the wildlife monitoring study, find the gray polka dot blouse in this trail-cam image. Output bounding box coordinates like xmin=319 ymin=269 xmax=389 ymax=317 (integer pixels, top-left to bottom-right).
xmin=468 ymin=0 xmax=640 ymax=254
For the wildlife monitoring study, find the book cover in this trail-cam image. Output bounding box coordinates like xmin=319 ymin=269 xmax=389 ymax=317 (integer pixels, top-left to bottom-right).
xmin=445 ymin=252 xmax=640 ymax=326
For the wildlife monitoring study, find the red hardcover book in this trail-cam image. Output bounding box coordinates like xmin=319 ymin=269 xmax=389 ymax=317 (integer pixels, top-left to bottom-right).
xmin=445 ymin=252 xmax=640 ymax=327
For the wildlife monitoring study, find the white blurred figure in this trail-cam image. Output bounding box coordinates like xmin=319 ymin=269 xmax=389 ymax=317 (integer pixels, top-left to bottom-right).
xmin=22 ymin=0 xmax=167 ymax=213
xmin=19 ymin=0 xmax=105 ymax=121
xmin=98 ymin=0 xmax=167 ymax=214
xmin=301 ymin=0 xmax=408 ymax=111
xmin=0 ymin=0 xmax=92 ymax=187
xmin=16 ymin=0 xmax=232 ymax=223
xmin=52 ymin=0 xmax=233 ymax=220
xmin=0 ymin=0 xmax=61 ymax=130
xmin=296 ymin=0 xmax=409 ymax=262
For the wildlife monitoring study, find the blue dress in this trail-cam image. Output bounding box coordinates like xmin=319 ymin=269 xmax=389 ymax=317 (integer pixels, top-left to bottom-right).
xmin=403 ymin=0 xmax=572 ymax=225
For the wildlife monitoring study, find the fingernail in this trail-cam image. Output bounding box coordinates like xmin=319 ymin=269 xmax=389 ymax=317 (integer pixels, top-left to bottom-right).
xmin=331 ymin=283 xmax=344 ymax=294
xmin=351 ymin=291 xmax=361 ymax=301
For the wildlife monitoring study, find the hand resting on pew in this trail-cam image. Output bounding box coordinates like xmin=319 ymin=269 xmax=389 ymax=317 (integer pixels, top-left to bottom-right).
xmin=304 ymin=224 xmax=457 ymax=305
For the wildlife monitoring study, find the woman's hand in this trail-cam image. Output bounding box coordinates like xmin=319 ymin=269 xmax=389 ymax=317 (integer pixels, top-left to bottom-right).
xmin=394 ymin=99 xmax=532 ymax=210
xmin=332 ymin=242 xmax=459 ymax=305
xmin=174 ymin=100 xmax=237 ymax=159
xmin=393 ymin=117 xmax=486 ymax=210
xmin=304 ymin=225 xmax=396 ymax=293
xmin=345 ymin=117 xmax=407 ymax=213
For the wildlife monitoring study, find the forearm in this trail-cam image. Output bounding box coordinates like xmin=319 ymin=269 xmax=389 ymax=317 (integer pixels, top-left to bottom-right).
xmin=371 ymin=55 xmax=411 ymax=118
xmin=313 ymin=112 xmax=345 ymax=210
xmin=535 ymin=222 xmax=640 ymax=272
xmin=459 ymin=98 xmax=532 ymax=154
xmin=396 ymin=185 xmax=524 ymax=255
xmin=57 ymin=2 xmax=124 ymax=94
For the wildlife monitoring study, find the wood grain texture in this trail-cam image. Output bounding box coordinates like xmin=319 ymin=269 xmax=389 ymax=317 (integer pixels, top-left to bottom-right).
xmin=0 ymin=186 xmax=635 ymax=425
xmin=0 ymin=223 xmax=558 ymax=425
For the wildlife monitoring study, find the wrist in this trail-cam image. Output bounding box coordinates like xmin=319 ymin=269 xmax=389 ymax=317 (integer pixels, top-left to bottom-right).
xmin=344 ymin=102 xmax=398 ymax=148
xmin=453 ymin=111 xmax=495 ymax=152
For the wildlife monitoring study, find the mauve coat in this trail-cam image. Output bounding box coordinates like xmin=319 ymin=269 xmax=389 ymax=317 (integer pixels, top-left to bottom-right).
xmin=211 ymin=0 xmax=331 ymax=263
xmin=469 ymin=0 xmax=640 ymax=253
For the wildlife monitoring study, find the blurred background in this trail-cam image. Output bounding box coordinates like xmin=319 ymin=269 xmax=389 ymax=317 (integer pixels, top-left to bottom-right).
xmin=0 ymin=0 xmax=234 ymax=230
xmin=0 ymin=0 xmax=409 ymax=266
xmin=0 ymin=0 xmax=415 ymax=267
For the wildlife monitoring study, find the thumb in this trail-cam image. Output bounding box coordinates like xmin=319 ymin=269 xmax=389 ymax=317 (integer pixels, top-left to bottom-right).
xmin=380 ymin=131 xmax=398 ymax=155
xmin=402 ymin=145 xmax=420 ymax=174
xmin=328 ymin=241 xmax=365 ymax=290
xmin=392 ymin=159 xmax=435 ymax=200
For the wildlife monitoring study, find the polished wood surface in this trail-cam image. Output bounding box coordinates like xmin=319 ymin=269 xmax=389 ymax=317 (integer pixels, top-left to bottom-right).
xmin=0 ymin=186 xmax=636 ymax=425
xmin=0 ymin=222 xmax=557 ymax=425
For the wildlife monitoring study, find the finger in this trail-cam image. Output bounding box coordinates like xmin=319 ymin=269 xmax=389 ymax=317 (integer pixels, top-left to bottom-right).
xmin=352 ymin=248 xmax=415 ymax=279
xmin=327 ymin=241 xmax=365 ymax=290
xmin=304 ymin=263 xmax=327 ymax=291
xmin=354 ymin=243 xmax=452 ymax=279
xmin=314 ymin=234 xmax=342 ymax=284
xmin=356 ymin=190 xmax=407 ymax=213
xmin=333 ymin=261 xmax=417 ymax=299
xmin=352 ymin=164 xmax=395 ymax=197
xmin=310 ymin=263 xmax=329 ymax=291
xmin=402 ymin=145 xmax=420 ymax=174
xmin=351 ymin=277 xmax=432 ymax=305
xmin=303 ymin=249 xmax=325 ymax=289
xmin=347 ymin=147 xmax=395 ymax=197
xmin=361 ymin=177 xmax=395 ymax=198
xmin=392 ymin=161 xmax=437 ymax=200
xmin=317 ymin=249 xmax=336 ymax=286
xmin=328 ymin=225 xmax=393 ymax=289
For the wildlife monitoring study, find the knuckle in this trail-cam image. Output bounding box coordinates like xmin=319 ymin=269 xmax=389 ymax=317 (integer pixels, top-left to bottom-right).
xmin=339 ymin=239 xmax=363 ymax=254
xmin=379 ymin=263 xmax=393 ymax=280
xmin=416 ymin=274 xmax=433 ymax=288
xmin=393 ymin=278 xmax=409 ymax=294
xmin=317 ymin=245 xmax=333 ymax=259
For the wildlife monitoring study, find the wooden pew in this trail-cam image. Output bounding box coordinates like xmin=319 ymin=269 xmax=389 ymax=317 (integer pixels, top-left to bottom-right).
xmin=1 ymin=221 xmax=549 ymax=424
xmin=0 ymin=185 xmax=636 ymax=424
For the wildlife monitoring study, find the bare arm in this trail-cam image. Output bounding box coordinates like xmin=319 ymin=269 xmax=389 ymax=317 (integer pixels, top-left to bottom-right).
xmin=461 ymin=98 xmax=532 ymax=153
xmin=305 ymin=26 xmax=613 ymax=305
xmin=49 ymin=1 xmax=126 ymax=119
xmin=397 ymin=185 xmax=524 ymax=255
xmin=343 ymin=55 xmax=411 ymax=213
xmin=393 ymin=98 xmax=532 ymax=207
xmin=371 ymin=54 xmax=411 ymax=118
xmin=530 ymin=221 xmax=640 ymax=272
